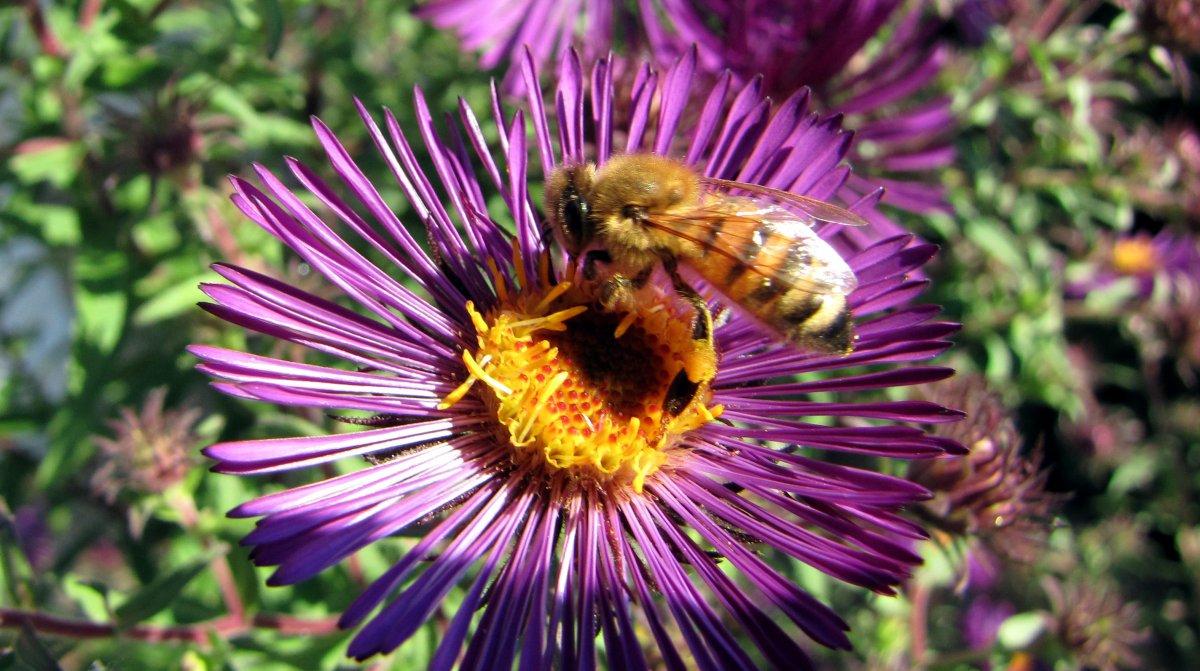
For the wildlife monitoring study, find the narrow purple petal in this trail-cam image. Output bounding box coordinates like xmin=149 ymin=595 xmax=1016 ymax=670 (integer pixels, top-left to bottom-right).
xmin=653 ymin=45 xmax=697 ymax=156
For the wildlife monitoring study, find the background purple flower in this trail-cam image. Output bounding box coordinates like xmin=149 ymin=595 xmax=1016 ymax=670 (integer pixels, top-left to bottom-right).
xmin=964 ymin=594 xmax=1016 ymax=652
xmin=689 ymin=0 xmax=955 ymax=216
xmin=194 ymin=49 xmax=962 ymax=666
xmin=1065 ymin=229 xmax=1200 ymax=301
xmin=418 ymin=0 xmax=956 ymax=221
xmin=909 ymin=374 xmax=1062 ymax=564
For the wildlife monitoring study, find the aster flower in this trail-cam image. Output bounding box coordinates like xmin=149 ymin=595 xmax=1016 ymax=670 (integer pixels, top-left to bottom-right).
xmin=90 ymin=387 xmax=203 ymax=537
xmin=91 ymin=387 xmax=202 ymax=505
xmin=1043 ymin=576 xmax=1149 ymax=671
xmin=685 ymin=0 xmax=956 ymax=217
xmin=951 ymin=0 xmax=1014 ymax=47
xmin=99 ymin=83 xmax=209 ymax=189
xmin=11 ymin=504 xmax=55 ymax=573
xmin=908 ymin=374 xmax=1061 ymax=564
xmin=193 ymin=49 xmax=961 ymax=666
xmin=963 ymin=593 xmax=1015 ymax=653
xmin=417 ymin=0 xmax=955 ymax=219
xmin=1065 ymin=229 xmax=1200 ymax=302
xmin=415 ymin=0 xmax=713 ymax=82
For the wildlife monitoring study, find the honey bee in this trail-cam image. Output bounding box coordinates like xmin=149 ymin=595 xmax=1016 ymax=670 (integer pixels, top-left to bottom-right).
xmin=544 ymin=153 xmax=864 ymax=362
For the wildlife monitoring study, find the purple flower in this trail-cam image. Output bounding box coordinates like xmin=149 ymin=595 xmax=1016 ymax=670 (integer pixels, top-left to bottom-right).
xmin=417 ymin=0 xmax=955 ymax=218
xmin=12 ymin=504 xmax=55 ymax=572
xmin=963 ymin=594 xmax=1015 ymax=652
xmin=909 ymin=374 xmax=1062 ymax=564
xmin=193 ymin=49 xmax=962 ymax=666
xmin=1044 ymin=576 xmax=1149 ymax=671
xmin=1066 ymin=229 xmax=1200 ymax=301
xmin=685 ymin=1 xmax=956 ymax=216
xmin=416 ymin=0 xmax=709 ymax=80
xmin=951 ymin=0 xmax=1013 ymax=47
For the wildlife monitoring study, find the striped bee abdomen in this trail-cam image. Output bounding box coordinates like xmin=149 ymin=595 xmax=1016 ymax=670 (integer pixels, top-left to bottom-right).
xmin=691 ymin=223 xmax=855 ymax=354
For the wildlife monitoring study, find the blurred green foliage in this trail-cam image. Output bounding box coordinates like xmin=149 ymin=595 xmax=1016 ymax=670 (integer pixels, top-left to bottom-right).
xmin=2 ymin=0 xmax=1198 ymax=669
xmin=1 ymin=1 xmax=489 ymax=667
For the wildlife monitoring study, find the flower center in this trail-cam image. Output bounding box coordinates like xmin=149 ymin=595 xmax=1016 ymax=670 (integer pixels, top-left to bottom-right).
xmin=439 ymin=258 xmax=720 ymax=493
xmin=1110 ymin=236 xmax=1158 ymax=275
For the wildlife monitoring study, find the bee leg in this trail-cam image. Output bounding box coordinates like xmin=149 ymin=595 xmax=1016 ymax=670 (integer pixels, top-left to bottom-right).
xmin=597 ymin=265 xmax=654 ymax=312
xmin=629 ymin=265 xmax=654 ymax=289
xmin=597 ymin=275 xmax=632 ymax=311
xmin=582 ymin=249 xmax=647 ymax=310
xmin=580 ymin=249 xmax=633 ymax=310
xmin=581 ymin=249 xmax=612 ymax=282
xmin=661 ymin=258 xmax=718 ymax=389
xmin=662 ymin=369 xmax=701 ymax=418
xmin=661 ymin=258 xmax=713 ymax=344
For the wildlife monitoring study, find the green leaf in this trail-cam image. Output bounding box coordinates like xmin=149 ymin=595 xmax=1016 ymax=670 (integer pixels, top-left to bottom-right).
xmin=6 ymin=196 xmax=82 ymax=246
xmin=61 ymin=12 xmax=126 ymax=92
xmin=63 ymin=575 xmax=111 ymax=622
xmin=964 ymin=93 xmax=998 ymax=126
xmin=114 ymin=556 xmax=211 ymax=628
xmin=997 ymin=611 xmax=1049 ymax=650
xmin=74 ymin=579 xmax=111 ymax=601
xmin=75 ymin=265 xmax=130 ymax=358
xmin=965 ymin=219 xmax=1025 ymax=271
xmin=914 ymin=540 xmax=957 ymax=589
xmin=984 ymin=333 xmax=1013 ymax=380
xmin=1109 ymin=451 xmax=1157 ymax=495
xmin=1082 ymin=277 xmax=1139 ymax=313
xmin=130 ymin=211 xmax=181 ymax=256
xmin=259 ymin=0 xmax=284 ymax=58
xmin=208 ymin=85 xmax=314 ymax=147
xmin=134 ymin=272 xmax=215 ymax=325
xmin=8 ymin=140 xmax=86 ymax=189
xmin=101 ymin=52 xmax=159 ymax=88
xmin=114 ymin=174 xmax=154 ymax=213
xmin=180 ymin=652 xmax=211 ymax=671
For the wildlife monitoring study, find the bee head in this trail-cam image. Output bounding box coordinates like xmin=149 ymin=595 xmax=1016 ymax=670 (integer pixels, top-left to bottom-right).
xmin=545 ymin=163 xmax=595 ymax=256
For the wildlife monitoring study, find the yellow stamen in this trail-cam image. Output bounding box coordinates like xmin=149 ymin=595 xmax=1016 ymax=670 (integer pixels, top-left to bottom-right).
xmin=534 ymin=282 xmax=574 ymax=315
xmin=466 ymin=300 xmax=490 ymax=334
xmin=512 ymin=243 xmax=527 ymax=289
xmin=1111 ymin=236 xmax=1158 ymax=276
xmin=613 ymin=311 xmax=639 ymax=339
xmin=507 ymin=307 xmax=588 ymax=336
xmin=462 ymin=352 xmax=511 ymax=397
xmin=486 ymin=258 xmax=509 ymax=303
xmin=514 ymin=371 xmax=569 ymax=446
xmin=437 ymin=376 xmax=476 ymax=410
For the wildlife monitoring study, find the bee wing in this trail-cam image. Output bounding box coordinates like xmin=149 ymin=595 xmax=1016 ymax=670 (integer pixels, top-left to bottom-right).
xmin=651 ymin=201 xmax=858 ymax=295
xmin=700 ymin=176 xmax=870 ymax=227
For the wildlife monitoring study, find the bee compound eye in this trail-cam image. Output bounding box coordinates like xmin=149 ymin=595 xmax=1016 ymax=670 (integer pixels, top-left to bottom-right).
xmin=561 ymin=188 xmax=590 ymax=250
